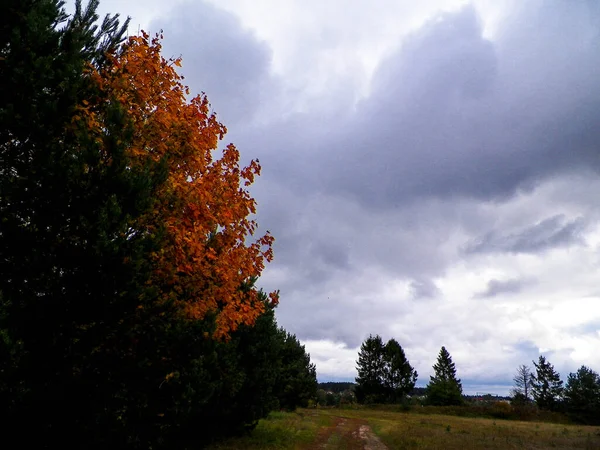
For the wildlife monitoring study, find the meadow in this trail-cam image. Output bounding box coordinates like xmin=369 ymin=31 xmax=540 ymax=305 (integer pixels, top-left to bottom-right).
xmin=209 ymin=406 xmax=600 ymax=450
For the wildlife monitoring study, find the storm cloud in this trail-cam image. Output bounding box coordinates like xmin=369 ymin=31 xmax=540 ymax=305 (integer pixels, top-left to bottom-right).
xmin=105 ymin=0 xmax=600 ymax=393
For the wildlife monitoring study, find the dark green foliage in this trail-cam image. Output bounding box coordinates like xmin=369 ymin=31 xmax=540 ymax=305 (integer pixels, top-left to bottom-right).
xmin=161 ymin=300 xmax=317 ymax=446
xmin=531 ymin=355 xmax=563 ymax=411
xmin=318 ymin=382 xmax=356 ymax=393
xmin=1 ymin=2 xmax=317 ymax=448
xmin=355 ymin=335 xmax=417 ymax=404
xmin=426 ymin=346 xmax=463 ymax=406
xmin=355 ymin=334 xmax=386 ymax=403
xmin=510 ymin=392 xmax=529 ymax=406
xmin=274 ymin=330 xmax=318 ymax=410
xmin=0 ymin=0 xmax=169 ymax=447
xmin=316 ymin=384 xmax=356 ymax=406
xmin=563 ymin=365 xmax=600 ymax=425
xmin=157 ymin=302 xmax=283 ymax=447
xmin=383 ymin=338 xmax=418 ymax=403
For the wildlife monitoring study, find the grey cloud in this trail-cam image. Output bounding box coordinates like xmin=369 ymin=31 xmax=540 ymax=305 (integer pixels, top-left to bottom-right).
xmin=476 ymin=278 xmax=533 ymax=298
xmin=315 ymin=3 xmax=600 ymax=208
xmin=464 ymin=214 xmax=586 ymax=254
xmin=149 ymin=1 xmax=273 ymax=126
xmin=146 ymin=0 xmax=600 ymax=389
xmin=410 ymin=278 xmax=440 ymax=299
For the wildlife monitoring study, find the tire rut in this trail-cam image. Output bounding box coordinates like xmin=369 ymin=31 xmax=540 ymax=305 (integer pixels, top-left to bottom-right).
xmin=310 ymin=414 xmax=388 ymax=450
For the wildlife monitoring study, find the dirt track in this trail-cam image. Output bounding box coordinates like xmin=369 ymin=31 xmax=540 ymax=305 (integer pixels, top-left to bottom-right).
xmin=311 ymin=414 xmax=388 ymax=450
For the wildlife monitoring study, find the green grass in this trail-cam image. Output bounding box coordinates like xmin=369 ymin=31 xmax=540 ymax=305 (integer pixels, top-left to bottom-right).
xmin=208 ymin=407 xmax=600 ymax=449
xmin=207 ymin=410 xmax=333 ymax=450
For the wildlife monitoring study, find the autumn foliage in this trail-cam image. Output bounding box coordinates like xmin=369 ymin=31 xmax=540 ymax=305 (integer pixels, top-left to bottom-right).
xmin=85 ymin=32 xmax=277 ymax=338
xmin=0 ymin=4 xmax=320 ymax=449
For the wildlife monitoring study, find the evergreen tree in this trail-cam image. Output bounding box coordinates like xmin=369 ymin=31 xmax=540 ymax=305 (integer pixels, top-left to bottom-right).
xmin=355 ymin=335 xmax=418 ymax=404
xmin=512 ymin=364 xmax=534 ymax=401
xmin=355 ymin=334 xmax=386 ymax=403
xmin=172 ymin=297 xmax=283 ymax=445
xmin=274 ymin=330 xmax=318 ymax=410
xmin=382 ymin=338 xmax=418 ymax=403
xmin=531 ymin=356 xmax=563 ymax=411
xmin=0 ymin=1 xmax=164 ymax=447
xmin=426 ymin=346 xmax=463 ymax=406
xmin=0 ymin=2 xmax=292 ymax=448
xmin=563 ymin=366 xmax=600 ymax=425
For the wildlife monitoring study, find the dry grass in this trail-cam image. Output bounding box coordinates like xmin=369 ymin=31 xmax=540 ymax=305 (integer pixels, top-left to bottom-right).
xmin=330 ymin=408 xmax=600 ymax=449
xmin=207 ymin=407 xmax=600 ymax=449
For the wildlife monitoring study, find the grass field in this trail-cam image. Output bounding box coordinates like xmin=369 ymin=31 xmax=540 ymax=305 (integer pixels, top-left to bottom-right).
xmin=208 ymin=407 xmax=600 ymax=449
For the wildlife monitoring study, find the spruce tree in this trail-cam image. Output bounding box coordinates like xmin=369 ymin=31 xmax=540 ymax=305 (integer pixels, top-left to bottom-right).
xmin=382 ymin=338 xmax=418 ymax=403
xmin=355 ymin=334 xmax=386 ymax=403
xmin=356 ymin=335 xmax=418 ymax=404
xmin=563 ymin=366 xmax=600 ymax=425
xmin=426 ymin=346 xmax=463 ymax=406
xmin=275 ymin=330 xmax=318 ymax=411
xmin=531 ymin=356 xmax=563 ymax=411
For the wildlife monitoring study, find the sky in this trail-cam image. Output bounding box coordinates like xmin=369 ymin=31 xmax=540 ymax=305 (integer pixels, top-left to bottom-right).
xmin=91 ymin=0 xmax=600 ymax=395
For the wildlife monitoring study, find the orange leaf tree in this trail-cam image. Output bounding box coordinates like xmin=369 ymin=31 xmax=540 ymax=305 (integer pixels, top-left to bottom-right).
xmin=89 ymin=32 xmax=277 ymax=338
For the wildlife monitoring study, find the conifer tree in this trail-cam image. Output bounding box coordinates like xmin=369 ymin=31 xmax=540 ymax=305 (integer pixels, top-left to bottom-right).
xmin=355 ymin=335 xmax=417 ymax=404
xmin=355 ymin=334 xmax=386 ymax=403
xmin=531 ymin=356 xmax=563 ymax=411
xmin=274 ymin=330 xmax=318 ymax=411
xmin=1 ymin=1 xmax=283 ymax=448
xmin=0 ymin=1 xmax=152 ymax=447
xmin=382 ymin=338 xmax=418 ymax=402
xmin=563 ymin=366 xmax=600 ymax=425
xmin=426 ymin=346 xmax=463 ymax=406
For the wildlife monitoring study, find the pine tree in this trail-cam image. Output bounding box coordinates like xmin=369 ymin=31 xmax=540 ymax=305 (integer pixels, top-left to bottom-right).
xmin=1 ymin=2 xmax=286 ymax=448
xmin=274 ymin=330 xmax=318 ymax=411
xmin=531 ymin=356 xmax=563 ymax=410
xmin=355 ymin=334 xmax=386 ymax=403
xmin=563 ymin=366 xmax=600 ymax=425
xmin=426 ymin=346 xmax=463 ymax=406
xmin=0 ymin=1 xmax=160 ymax=447
xmin=382 ymin=338 xmax=418 ymax=403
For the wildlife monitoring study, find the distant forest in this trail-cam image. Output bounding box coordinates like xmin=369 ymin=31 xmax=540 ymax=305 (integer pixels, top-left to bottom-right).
xmin=318 ymin=382 xmax=355 ymax=393
xmin=318 ymin=382 xmax=427 ymax=397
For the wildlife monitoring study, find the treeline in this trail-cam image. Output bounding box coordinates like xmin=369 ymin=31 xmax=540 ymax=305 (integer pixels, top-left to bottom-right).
xmin=354 ymin=335 xmax=600 ymax=425
xmin=355 ymin=335 xmax=462 ymax=406
xmin=318 ymin=382 xmax=356 ymax=393
xmin=315 ymin=382 xmax=427 ymax=407
xmin=511 ymin=357 xmax=600 ymax=425
xmin=0 ymin=1 xmax=315 ymax=449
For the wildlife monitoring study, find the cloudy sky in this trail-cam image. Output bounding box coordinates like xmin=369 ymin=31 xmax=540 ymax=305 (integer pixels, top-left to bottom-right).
xmin=94 ymin=0 xmax=600 ymax=394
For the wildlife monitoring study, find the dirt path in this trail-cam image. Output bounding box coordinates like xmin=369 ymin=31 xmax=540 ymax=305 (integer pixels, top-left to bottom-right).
xmin=310 ymin=414 xmax=388 ymax=450
xmin=354 ymin=424 xmax=388 ymax=450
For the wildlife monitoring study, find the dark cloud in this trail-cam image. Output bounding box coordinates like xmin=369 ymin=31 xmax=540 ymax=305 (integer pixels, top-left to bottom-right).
xmin=476 ymin=278 xmax=533 ymax=298
xmin=312 ymin=3 xmax=600 ymax=208
xmin=142 ymin=0 xmax=600 ymax=388
xmin=464 ymin=214 xmax=587 ymax=254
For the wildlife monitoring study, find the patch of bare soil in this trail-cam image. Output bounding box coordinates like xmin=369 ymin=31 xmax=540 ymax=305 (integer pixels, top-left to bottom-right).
xmin=309 ymin=414 xmax=388 ymax=450
xmin=354 ymin=424 xmax=388 ymax=450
